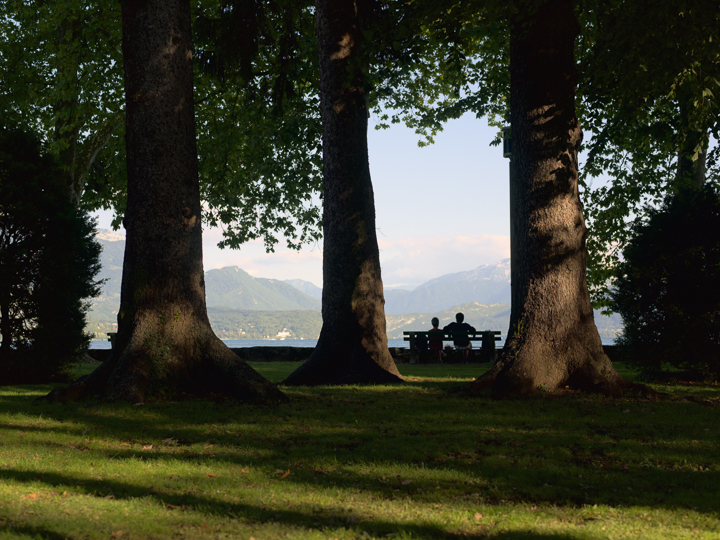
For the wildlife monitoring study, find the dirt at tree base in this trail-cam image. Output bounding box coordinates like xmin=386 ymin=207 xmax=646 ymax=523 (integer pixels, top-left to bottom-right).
xmin=282 ymin=343 xmax=404 ymax=386
xmin=460 ymin=340 xmax=661 ymax=400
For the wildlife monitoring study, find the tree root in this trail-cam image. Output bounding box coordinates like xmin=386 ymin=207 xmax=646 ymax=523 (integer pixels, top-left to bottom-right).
xmin=283 ymin=346 xmax=404 ymax=386
xmin=458 ymin=348 xmax=671 ymax=401
xmin=41 ymin=339 xmax=287 ymax=404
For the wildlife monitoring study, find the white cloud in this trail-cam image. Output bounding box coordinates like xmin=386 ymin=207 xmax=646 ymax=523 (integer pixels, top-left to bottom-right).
xmin=202 ymin=230 xmax=324 ymax=286
xmin=378 ymin=235 xmax=510 ymax=288
xmin=202 ymin=230 xmax=509 ymax=290
xmin=95 ymin=209 xmax=510 ymax=291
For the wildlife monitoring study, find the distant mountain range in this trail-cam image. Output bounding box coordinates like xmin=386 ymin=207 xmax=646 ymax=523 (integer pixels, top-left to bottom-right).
xmin=384 ymin=259 xmax=511 ymax=314
xmin=385 ymin=302 xmax=622 ymax=340
xmin=89 ymin=233 xmax=321 ymax=334
xmin=88 ymin=231 xmax=621 ymax=339
xmin=205 ymin=267 xmax=321 ymax=311
xmin=283 ymin=279 xmax=323 ymax=301
xmin=385 ymin=303 xmax=510 ymax=338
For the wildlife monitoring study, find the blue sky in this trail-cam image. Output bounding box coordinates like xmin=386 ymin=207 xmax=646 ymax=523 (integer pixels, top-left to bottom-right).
xmin=93 ymin=107 xmax=718 ymax=291
xmin=94 ymin=112 xmax=513 ymax=289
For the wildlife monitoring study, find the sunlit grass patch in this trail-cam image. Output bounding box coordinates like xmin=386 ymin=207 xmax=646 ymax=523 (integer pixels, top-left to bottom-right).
xmin=0 ymin=361 xmax=718 ymax=539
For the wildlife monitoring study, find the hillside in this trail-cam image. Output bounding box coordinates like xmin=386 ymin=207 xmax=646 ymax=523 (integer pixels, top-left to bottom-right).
xmin=87 ymin=234 xmax=320 ymax=338
xmin=88 ymin=233 xmax=320 ymax=330
xmin=204 ymin=266 xmax=321 ymax=311
xmin=283 ymin=279 xmax=323 ymax=300
xmin=383 ymin=260 xmax=511 ymax=314
xmin=87 ymin=231 xmax=125 ymax=332
xmin=207 ymin=308 xmax=322 ymax=340
xmin=385 ymin=302 xmax=622 ymax=340
xmin=86 ymin=234 xmax=622 ymax=340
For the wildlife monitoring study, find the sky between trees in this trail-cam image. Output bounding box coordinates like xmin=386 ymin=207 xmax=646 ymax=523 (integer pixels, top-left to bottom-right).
xmin=92 ymin=111 xmax=644 ymax=291
xmin=95 ymin=113 xmax=513 ymax=289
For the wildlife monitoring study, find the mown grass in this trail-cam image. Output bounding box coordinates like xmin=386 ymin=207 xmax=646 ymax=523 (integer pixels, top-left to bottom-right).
xmin=1 ymin=361 xmax=718 ymax=539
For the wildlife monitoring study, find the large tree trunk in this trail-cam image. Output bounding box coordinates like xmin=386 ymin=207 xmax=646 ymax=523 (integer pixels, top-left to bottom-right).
xmin=44 ymin=0 xmax=285 ymax=404
xmin=283 ymin=0 xmax=403 ymax=386
xmin=466 ymin=0 xmax=635 ymax=397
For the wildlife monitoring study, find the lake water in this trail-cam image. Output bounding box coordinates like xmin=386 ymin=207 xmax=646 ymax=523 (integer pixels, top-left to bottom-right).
xmin=89 ymin=336 xmax=617 ymax=349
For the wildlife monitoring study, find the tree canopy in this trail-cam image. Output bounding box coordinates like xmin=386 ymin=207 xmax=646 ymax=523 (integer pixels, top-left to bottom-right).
xmin=4 ymin=0 xmax=717 ymax=327
xmin=0 ymin=0 xmax=125 ymax=204
xmin=353 ymin=0 xmax=720 ymax=310
xmin=0 ymin=0 xmax=324 ymax=251
xmin=578 ymin=0 xmax=720 ymax=308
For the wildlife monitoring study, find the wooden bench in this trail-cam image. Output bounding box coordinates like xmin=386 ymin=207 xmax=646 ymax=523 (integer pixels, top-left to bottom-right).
xmin=402 ymin=330 xmax=501 ymax=364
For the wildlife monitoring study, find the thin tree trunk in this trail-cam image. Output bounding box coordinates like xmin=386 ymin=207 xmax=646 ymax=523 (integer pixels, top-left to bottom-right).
xmin=44 ymin=0 xmax=285 ymax=404
xmin=53 ymin=16 xmax=82 ymax=203
xmin=53 ymin=17 xmax=123 ymax=204
xmin=0 ymin=299 xmax=11 ymax=366
xmin=72 ymin=111 xmax=125 ymax=202
xmin=676 ymin=127 xmax=709 ymax=189
xmin=466 ymin=0 xmax=640 ymax=397
xmin=283 ymin=0 xmax=403 ymax=386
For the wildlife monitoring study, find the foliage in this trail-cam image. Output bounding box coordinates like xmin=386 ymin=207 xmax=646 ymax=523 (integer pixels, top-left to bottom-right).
xmin=365 ymin=1 xmax=510 ymax=145
xmin=578 ymin=0 xmax=720 ymax=309
xmin=0 ymin=0 xmax=323 ymax=251
xmin=375 ymin=0 xmax=720 ymax=314
xmin=610 ymin=185 xmax=720 ymax=377
xmin=1 ymin=361 xmax=719 ymax=538
xmin=0 ymin=126 xmax=103 ymax=384
xmin=193 ymin=0 xmax=323 ymax=252
xmin=352 ymin=0 xmax=720 ymax=313
xmin=0 ymin=0 xmax=126 ymax=203
xmin=0 ymin=0 xmax=506 ymax=255
xmin=4 ymin=0 xmax=717 ymax=282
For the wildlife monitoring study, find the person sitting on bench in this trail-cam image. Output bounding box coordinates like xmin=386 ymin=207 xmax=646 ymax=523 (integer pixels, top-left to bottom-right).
xmin=428 ymin=317 xmax=444 ymax=363
xmin=443 ymin=312 xmax=476 ymax=363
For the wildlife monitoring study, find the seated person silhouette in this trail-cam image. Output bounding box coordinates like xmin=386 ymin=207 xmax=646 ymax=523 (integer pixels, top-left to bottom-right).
xmin=443 ymin=312 xmax=476 ymax=363
xmin=428 ymin=317 xmax=444 ymax=363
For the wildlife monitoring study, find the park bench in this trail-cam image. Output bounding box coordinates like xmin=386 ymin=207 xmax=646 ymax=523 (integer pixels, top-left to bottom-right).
xmin=402 ymin=330 xmax=501 ymax=364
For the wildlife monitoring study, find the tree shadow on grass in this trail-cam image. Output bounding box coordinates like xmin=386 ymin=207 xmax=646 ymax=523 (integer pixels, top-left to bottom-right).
xmin=0 ymin=468 xmax=605 ymax=540
xmin=2 ymin=384 xmax=720 ymax=517
xmin=0 ymin=523 xmax=72 ymax=540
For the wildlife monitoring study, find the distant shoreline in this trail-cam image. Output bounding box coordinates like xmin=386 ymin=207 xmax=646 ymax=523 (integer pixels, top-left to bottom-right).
xmin=88 ymin=336 xmax=617 ymax=350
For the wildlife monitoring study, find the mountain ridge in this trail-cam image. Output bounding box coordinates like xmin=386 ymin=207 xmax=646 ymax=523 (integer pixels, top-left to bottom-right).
xmin=383 ymin=259 xmax=511 ymax=314
xmin=88 ymin=232 xmax=621 ymax=339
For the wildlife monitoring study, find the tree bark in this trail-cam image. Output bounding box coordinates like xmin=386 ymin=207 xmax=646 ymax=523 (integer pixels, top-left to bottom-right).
xmin=466 ymin=0 xmax=637 ymax=397
xmin=283 ymin=0 xmax=403 ymax=386
xmin=675 ymin=93 xmax=710 ymax=190
xmin=53 ymin=16 xmax=82 ymax=203
xmin=676 ymin=129 xmax=709 ymax=189
xmin=44 ymin=0 xmax=285 ymax=404
xmin=0 ymin=298 xmax=11 ymax=365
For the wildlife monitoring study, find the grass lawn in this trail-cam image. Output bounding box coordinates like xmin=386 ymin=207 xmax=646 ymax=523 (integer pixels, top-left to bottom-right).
xmin=1 ymin=361 xmax=718 ymax=539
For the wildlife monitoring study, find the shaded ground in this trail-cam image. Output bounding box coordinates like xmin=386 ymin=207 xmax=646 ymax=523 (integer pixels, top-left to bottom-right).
xmin=0 ymin=362 xmax=718 ymax=539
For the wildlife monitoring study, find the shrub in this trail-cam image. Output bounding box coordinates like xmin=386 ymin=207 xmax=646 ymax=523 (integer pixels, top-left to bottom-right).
xmin=0 ymin=126 xmax=103 ymax=384
xmin=610 ymin=184 xmax=720 ymax=378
